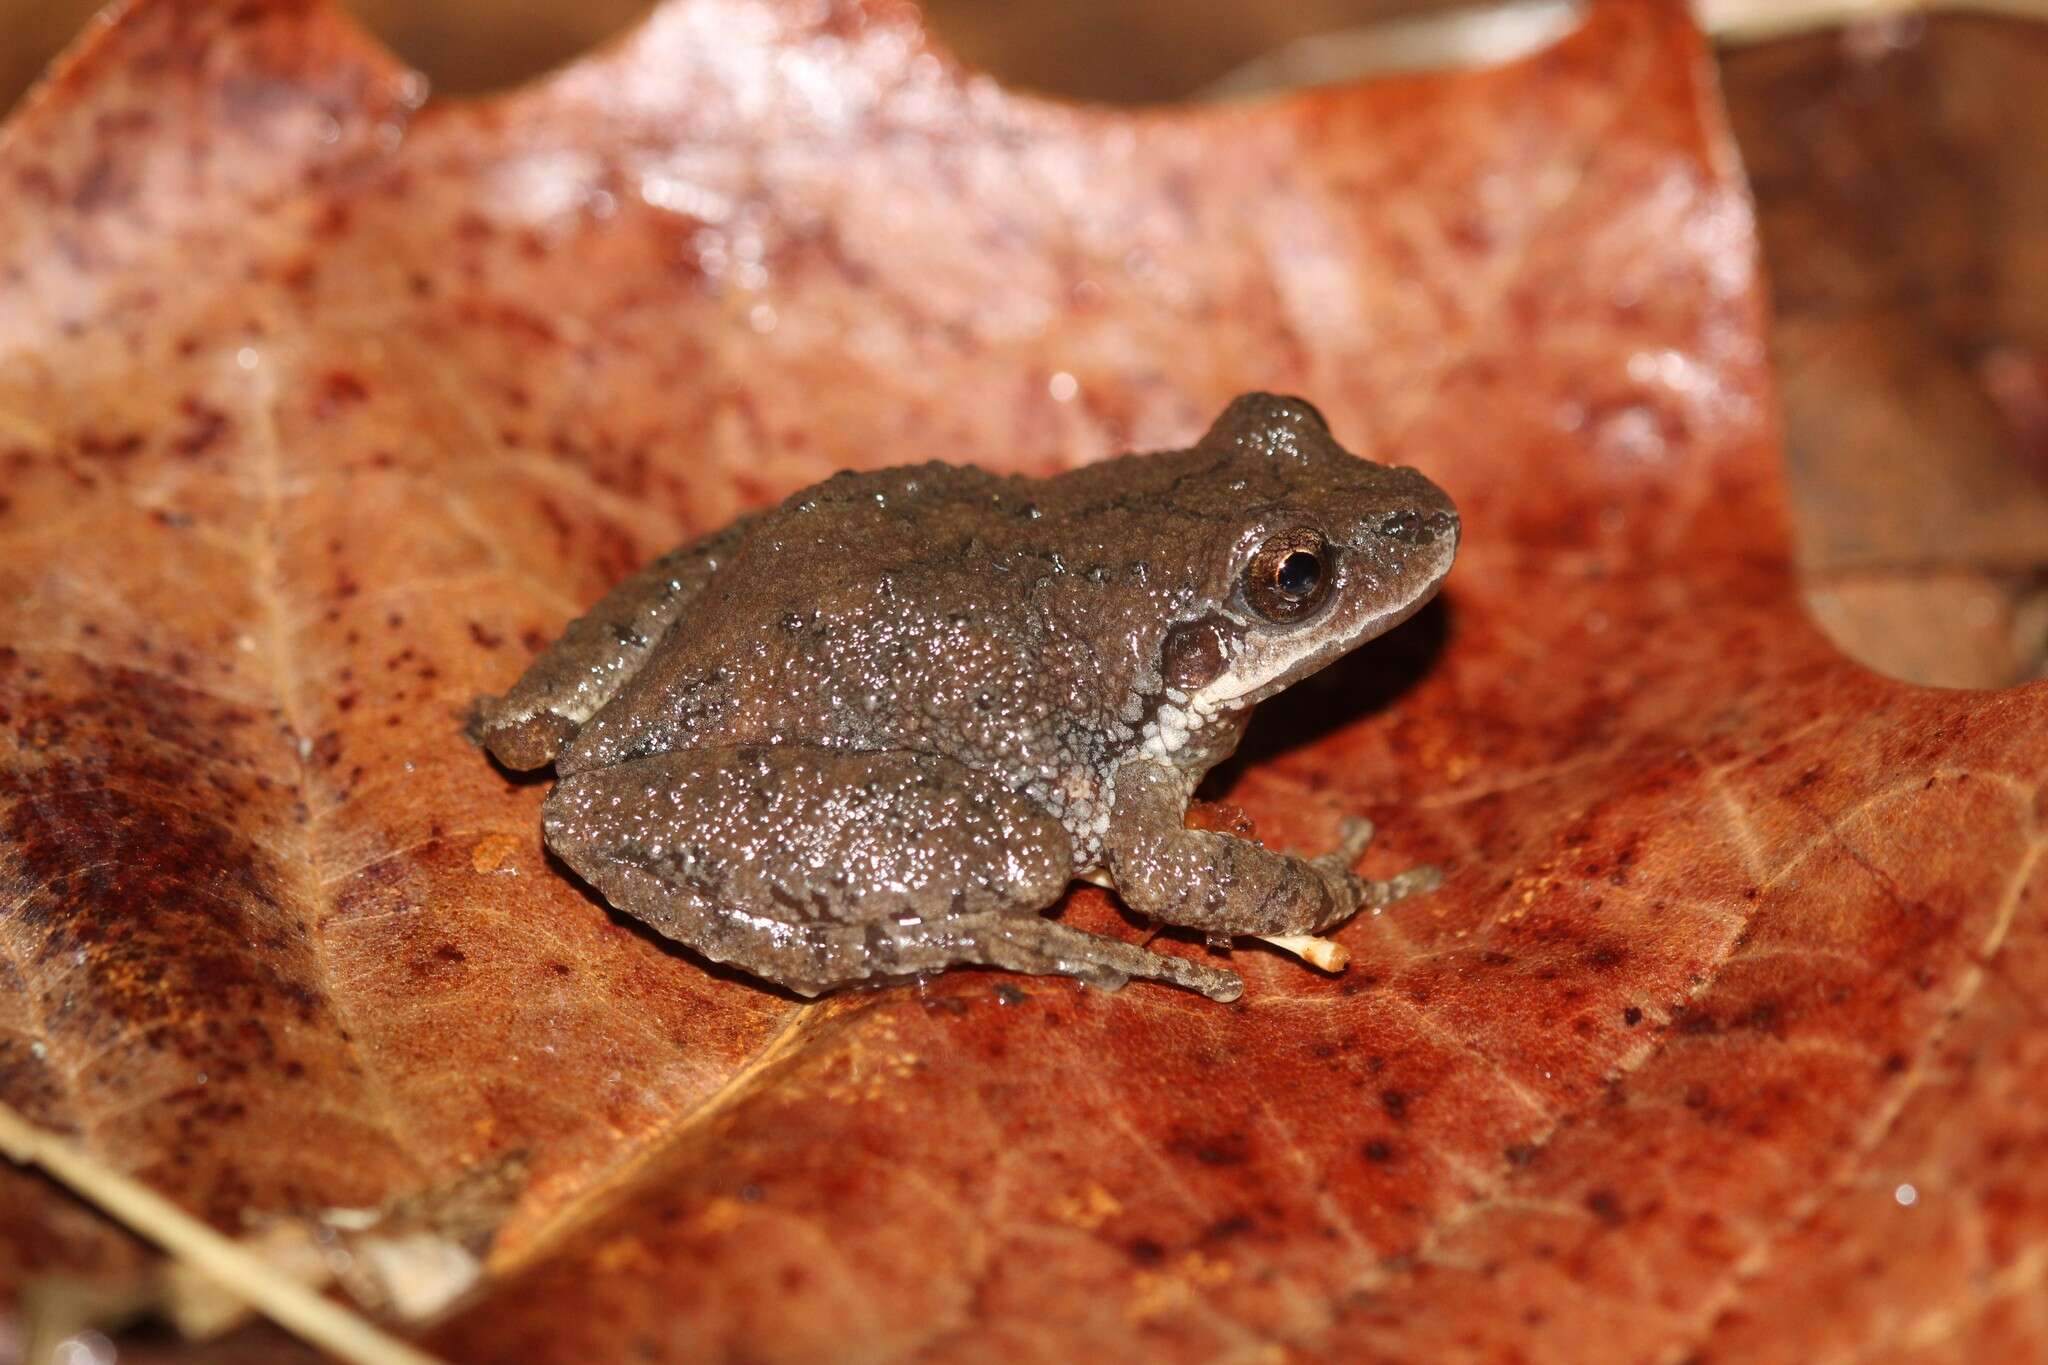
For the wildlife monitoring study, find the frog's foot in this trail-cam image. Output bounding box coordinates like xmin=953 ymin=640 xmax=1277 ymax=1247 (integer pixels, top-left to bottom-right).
xmin=1109 ymin=764 xmax=1436 ymax=942
xmin=1094 ymin=864 xmax=1348 ymax=977
xmin=1301 ymin=860 xmax=1441 ymax=934
xmin=1301 ymin=816 xmax=1442 ymax=933
xmin=870 ymin=914 xmax=1244 ymax=1003
xmin=1365 ymin=862 xmax=1443 ymax=909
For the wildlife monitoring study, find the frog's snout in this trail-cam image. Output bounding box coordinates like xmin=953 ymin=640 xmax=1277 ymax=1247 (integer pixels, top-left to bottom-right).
xmin=1374 ymin=506 xmax=1457 ymax=549
xmin=1348 ymin=464 xmax=1458 ymax=550
xmin=1342 ymin=468 xmax=1459 ymax=600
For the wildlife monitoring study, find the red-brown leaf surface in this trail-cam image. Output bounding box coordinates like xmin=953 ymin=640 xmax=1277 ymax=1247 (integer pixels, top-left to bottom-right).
xmin=2 ymin=1 xmax=2045 ymax=1360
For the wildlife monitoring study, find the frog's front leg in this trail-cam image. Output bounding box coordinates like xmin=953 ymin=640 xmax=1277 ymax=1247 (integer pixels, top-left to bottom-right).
xmin=1103 ymin=760 xmax=1440 ymax=936
xmin=469 ymin=519 xmax=751 ymax=770
xmin=542 ymin=746 xmax=1244 ymax=1001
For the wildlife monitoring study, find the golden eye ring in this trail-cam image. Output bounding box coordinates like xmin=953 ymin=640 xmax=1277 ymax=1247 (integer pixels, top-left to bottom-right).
xmin=1244 ymin=528 xmax=1331 ymax=622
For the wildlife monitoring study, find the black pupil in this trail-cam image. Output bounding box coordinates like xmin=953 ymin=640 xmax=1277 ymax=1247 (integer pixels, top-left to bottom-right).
xmin=1276 ymin=551 xmax=1322 ymax=599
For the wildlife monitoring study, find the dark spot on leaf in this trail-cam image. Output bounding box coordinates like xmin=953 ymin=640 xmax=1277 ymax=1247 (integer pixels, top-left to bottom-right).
xmin=1585 ymin=1189 xmax=1627 ymax=1225
xmin=1171 ymin=1131 xmax=1250 ymax=1167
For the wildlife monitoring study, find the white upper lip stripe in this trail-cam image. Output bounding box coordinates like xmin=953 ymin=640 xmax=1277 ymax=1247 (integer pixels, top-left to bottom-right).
xmin=1194 ymin=556 xmax=1450 ymax=714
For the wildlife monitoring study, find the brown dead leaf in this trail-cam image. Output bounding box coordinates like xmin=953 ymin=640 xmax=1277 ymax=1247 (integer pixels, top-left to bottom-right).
xmin=1 ymin=0 xmax=2045 ymax=1361
xmin=1725 ymin=15 xmax=2048 ymax=689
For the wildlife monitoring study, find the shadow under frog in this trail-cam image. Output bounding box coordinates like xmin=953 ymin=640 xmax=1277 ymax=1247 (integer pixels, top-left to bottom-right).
xmin=471 ymin=394 xmax=1458 ymax=1003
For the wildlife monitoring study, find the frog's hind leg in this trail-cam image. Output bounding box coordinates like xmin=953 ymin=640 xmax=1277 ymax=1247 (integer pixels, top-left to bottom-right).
xmin=468 ymin=519 xmax=751 ymax=770
xmin=542 ymin=745 xmax=1244 ymax=1002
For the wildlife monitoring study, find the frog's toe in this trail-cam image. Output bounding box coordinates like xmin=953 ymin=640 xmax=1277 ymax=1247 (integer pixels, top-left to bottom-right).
xmin=1307 ymin=818 xmax=1375 ymax=884
xmin=1366 ymin=862 xmax=1444 ymax=909
xmin=1069 ymin=962 xmax=1132 ymax=994
xmin=1135 ymin=947 xmax=1243 ymax=1002
xmin=1197 ymin=966 xmax=1246 ymax=1004
xmin=1330 ymin=816 xmax=1377 ymax=864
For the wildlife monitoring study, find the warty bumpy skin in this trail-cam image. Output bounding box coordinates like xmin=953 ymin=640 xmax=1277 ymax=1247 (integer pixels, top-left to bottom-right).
xmin=470 ymin=393 xmax=1458 ymax=1002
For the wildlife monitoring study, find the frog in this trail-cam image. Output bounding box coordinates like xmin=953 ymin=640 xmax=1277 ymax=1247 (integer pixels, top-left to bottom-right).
xmin=470 ymin=393 xmax=1458 ymax=1003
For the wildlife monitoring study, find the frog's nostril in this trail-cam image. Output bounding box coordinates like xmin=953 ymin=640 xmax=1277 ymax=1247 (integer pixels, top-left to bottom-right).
xmin=1378 ymin=509 xmax=1434 ymax=546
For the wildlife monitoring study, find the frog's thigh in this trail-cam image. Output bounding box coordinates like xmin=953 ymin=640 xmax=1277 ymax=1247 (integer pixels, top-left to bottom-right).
xmin=542 ymin=747 xmax=1241 ymax=1001
xmin=470 ymin=520 xmax=749 ymax=770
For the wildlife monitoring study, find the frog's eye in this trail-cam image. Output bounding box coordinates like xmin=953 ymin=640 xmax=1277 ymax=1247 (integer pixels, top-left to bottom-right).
xmin=1244 ymin=529 xmax=1332 ymax=622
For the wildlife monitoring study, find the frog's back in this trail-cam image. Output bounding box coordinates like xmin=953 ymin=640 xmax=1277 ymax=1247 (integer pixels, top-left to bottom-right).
xmin=556 ymin=460 xmax=1090 ymax=778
